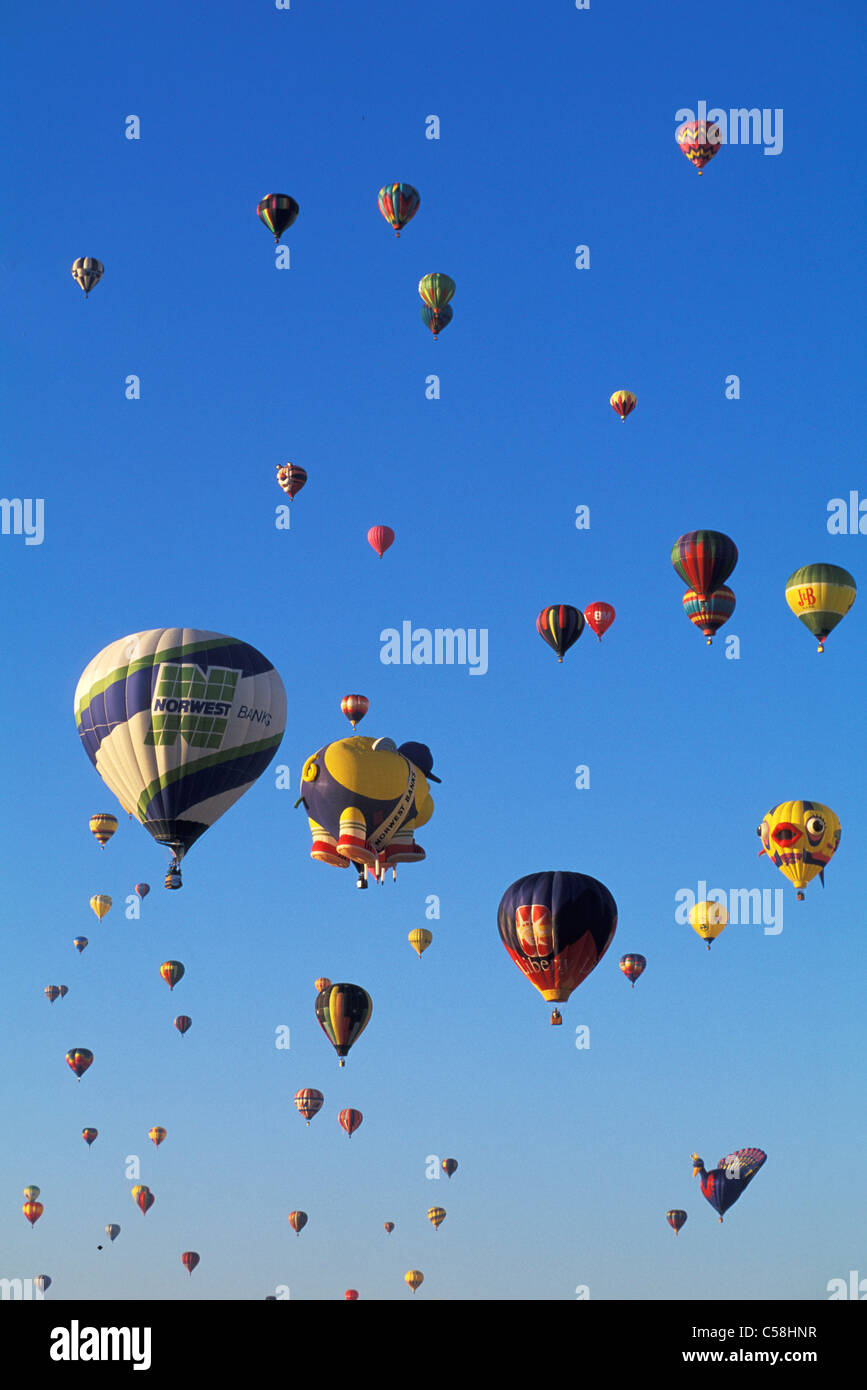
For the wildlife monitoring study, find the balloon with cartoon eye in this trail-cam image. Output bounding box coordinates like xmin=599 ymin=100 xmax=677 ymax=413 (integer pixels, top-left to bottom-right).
xmin=757 ymin=800 xmax=841 ymax=900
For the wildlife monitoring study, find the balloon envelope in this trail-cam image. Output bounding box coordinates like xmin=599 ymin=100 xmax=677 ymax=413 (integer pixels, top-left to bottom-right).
xmin=688 ymin=900 xmax=727 ymax=948
xmin=288 ymin=1211 xmax=308 ymax=1235
xmin=338 ymin=1108 xmax=363 ymax=1137
xmin=256 ymin=194 xmax=299 ymax=243
xmin=294 ymin=1088 xmax=324 ymax=1124
xmin=161 ymin=961 xmax=184 ymax=990
xmin=66 ymin=1048 xmax=93 ymax=1079
xmin=785 ymin=564 xmax=856 ymax=652
xmin=89 ymin=813 xmax=117 ymax=846
xmin=378 ymin=182 xmax=420 ymax=235
xmin=340 ymin=695 xmax=369 ymax=730
xmin=276 ymin=464 xmax=307 ymax=499
xmin=73 ymin=937 xmax=88 ymax=953
xmin=682 ymin=586 xmax=736 ymax=644
xmin=693 ymin=1149 xmax=766 ymax=1218
xmin=498 ymin=871 xmax=617 ymax=1007
xmin=671 ymin=531 xmax=738 ymax=597
xmin=619 ymin=954 xmax=646 ymax=987
xmin=537 ymin=605 xmax=585 ymax=662
xmin=367 ymin=526 xmax=394 ymax=558
xmin=666 ymin=1210 xmax=687 ymax=1235
xmin=758 ymin=800 xmax=841 ymax=898
xmin=676 ymin=120 xmax=722 ymax=173
xmin=609 ymin=390 xmax=636 ymax=420
xmin=584 ymin=602 xmax=616 ymax=641
xmin=315 ymin=983 xmax=372 ymax=1066
xmin=181 ymin=1251 xmax=200 ymax=1275
xmin=135 ymin=883 xmax=150 ymax=899
xmin=418 ymin=273 xmax=455 ymax=309
xmin=72 ymin=258 xmax=103 ymax=296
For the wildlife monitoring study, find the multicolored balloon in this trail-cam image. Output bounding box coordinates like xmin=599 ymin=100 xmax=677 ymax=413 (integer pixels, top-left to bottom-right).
xmin=688 ymin=900 xmax=727 ymax=950
xmin=666 ymin=1210 xmax=687 ymax=1236
xmin=420 ymin=304 xmax=453 ymax=339
xmin=671 ymin=531 xmax=738 ymax=598
xmin=23 ymin=1186 xmax=40 ymax=1202
xmin=276 ymin=464 xmax=307 ymax=499
xmin=758 ymin=800 xmax=841 ymax=900
xmin=74 ymin=629 xmax=287 ymax=887
xmin=442 ymin=1159 xmax=458 ymax=1179
xmin=148 ymin=1126 xmax=167 ymax=1148
xmin=131 ymin=1185 xmax=154 ymax=1216
xmin=692 ymin=1149 xmax=766 ymax=1221
xmin=23 ymin=1201 xmax=44 ymax=1227
xmin=785 ymin=564 xmax=856 ymax=653
xmin=256 ymin=194 xmax=299 ymax=244
xmin=682 ymin=586 xmax=736 ymax=645
xmin=82 ymin=1128 xmax=98 ymax=1147
xmin=294 ymin=1088 xmax=324 ymax=1125
xmin=106 ymin=1224 xmax=120 ymax=1242
xmin=89 ymin=813 xmax=117 ymax=848
xmin=34 ymin=1275 xmax=51 ymax=1294
xmin=71 ymin=258 xmax=104 ymax=297
xmin=619 ymin=954 xmax=646 ymax=988
xmin=609 ymin=390 xmax=636 ymax=420
xmin=418 ymin=273 xmax=455 ymax=311
xmin=498 ymin=871 xmax=617 ymax=1022
xmin=584 ymin=602 xmax=616 ymax=641
xmin=384 ymin=1222 xmax=395 ymax=1234
xmin=314 ymin=982 xmax=372 ymax=1067
xmin=174 ymin=1015 xmax=192 ymax=1036
xmin=537 ymin=605 xmax=585 ymax=663
xmin=90 ymin=895 xmax=112 ymax=922
xmin=367 ymin=525 xmax=394 ymax=558
xmin=73 ymin=937 xmax=88 ymax=953
xmin=66 ymin=1048 xmax=93 ymax=1080
xmin=676 ymin=120 xmax=722 ymax=174
xmin=427 ymin=1206 xmax=446 ymax=1232
xmin=181 ymin=1251 xmax=200 ymax=1275
xmin=405 ymin=1269 xmax=424 ymax=1294
xmin=378 ymin=183 xmax=420 ymax=236
xmin=288 ymin=1211 xmax=308 ymax=1236
xmin=160 ymin=961 xmax=184 ymax=990
xmin=338 ymin=1108 xmax=363 ymax=1138
xmin=314 ymin=977 xmax=332 ymax=994
xmin=340 ymin=695 xmax=369 ymax=730
xmin=44 ymin=986 xmax=61 ymax=1004
xmin=135 ymin=883 xmax=150 ymax=900
xmin=408 ymin=928 xmax=433 ymax=958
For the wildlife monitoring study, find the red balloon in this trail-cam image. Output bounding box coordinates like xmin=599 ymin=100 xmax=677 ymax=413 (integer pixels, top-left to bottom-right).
xmin=367 ymin=526 xmax=394 ymax=558
xmin=584 ymin=602 xmax=616 ymax=641
xmin=345 ymin=1289 xmax=359 ymax=1301
xmin=181 ymin=1251 xmax=200 ymax=1275
xmin=340 ymin=694 xmax=369 ymax=730
xmin=339 ymin=1108 xmax=363 ymax=1138
xmin=66 ymin=1048 xmax=94 ymax=1080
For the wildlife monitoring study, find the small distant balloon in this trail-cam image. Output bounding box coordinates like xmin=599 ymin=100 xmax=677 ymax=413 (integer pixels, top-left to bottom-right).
xmin=688 ymin=901 xmax=727 ymax=950
xmin=276 ymin=464 xmax=307 ymax=499
xmin=345 ymin=1289 xmax=359 ymax=1301
xmin=584 ymin=602 xmax=616 ymax=641
xmin=537 ymin=605 xmax=585 ymax=663
xmin=420 ymin=304 xmax=453 ymax=339
xmin=294 ymin=1088 xmax=324 ymax=1125
xmin=131 ymin=1185 xmax=154 ymax=1216
xmin=89 ymin=813 xmax=117 ymax=847
xmin=44 ymin=986 xmax=61 ymax=1004
xmin=82 ymin=1128 xmax=98 ymax=1147
xmin=405 ymin=1269 xmax=424 ymax=1294
xmin=675 ymin=120 xmax=722 ymax=174
xmin=90 ymin=895 xmax=112 ymax=922
xmin=427 ymin=1206 xmax=446 ymax=1232
xmin=418 ymin=273 xmax=455 ymax=311
xmin=174 ymin=1015 xmax=192 ymax=1036
xmin=181 ymin=1251 xmax=200 ymax=1276
xmin=378 ymin=182 xmax=420 ymax=237
xmin=340 ymin=695 xmax=369 ymax=730
xmin=256 ymin=194 xmax=299 ymax=244
xmin=408 ymin=928 xmax=433 ymax=958
xmin=23 ymin=1201 xmax=44 ymax=1227
xmin=367 ymin=525 xmax=394 ymax=558
xmin=609 ymin=390 xmax=636 ymax=421
xmin=315 ymin=982 xmax=372 ymax=1066
xmin=135 ymin=883 xmax=150 ymax=900
xmin=619 ymin=954 xmax=646 ymax=988
xmin=384 ymin=1222 xmax=395 ymax=1234
xmin=288 ymin=1211 xmax=308 ymax=1236
xmin=72 ymin=258 xmax=104 ymax=297
xmin=73 ymin=937 xmax=88 ymax=953
xmin=23 ymin=1186 xmax=40 ymax=1202
xmin=160 ymin=961 xmax=184 ymax=990
xmin=66 ymin=1048 xmax=94 ymax=1080
xmin=339 ymin=1108 xmax=363 ymax=1138
xmin=106 ymin=1224 xmax=120 ymax=1242
xmin=666 ymin=1209 xmax=687 ymax=1236
xmin=314 ymin=978 xmax=332 ymax=994
xmin=148 ymin=1126 xmax=167 ymax=1148
xmin=785 ymin=564 xmax=856 ymax=653
xmin=34 ymin=1275 xmax=51 ymax=1294
xmin=442 ymin=1159 xmax=458 ymax=1179
xmin=682 ymin=587 xmax=736 ymax=645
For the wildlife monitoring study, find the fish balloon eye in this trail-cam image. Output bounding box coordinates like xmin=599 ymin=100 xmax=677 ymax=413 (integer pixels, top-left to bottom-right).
xmin=806 ymin=816 xmax=825 ymax=835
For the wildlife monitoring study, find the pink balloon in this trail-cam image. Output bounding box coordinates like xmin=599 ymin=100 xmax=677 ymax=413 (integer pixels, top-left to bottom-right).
xmin=367 ymin=525 xmax=394 ymax=558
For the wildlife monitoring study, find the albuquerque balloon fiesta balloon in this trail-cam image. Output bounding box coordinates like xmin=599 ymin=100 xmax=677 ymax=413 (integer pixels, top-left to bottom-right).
xmin=537 ymin=605 xmax=585 ymax=662
xmin=666 ymin=1210 xmax=687 ymax=1236
xmin=288 ymin=1211 xmax=308 ymax=1236
xmin=442 ymin=1159 xmax=458 ymax=1179
xmin=105 ymin=1224 xmax=120 ymax=1241
xmin=298 ymin=736 xmax=435 ymax=886
xmin=405 ymin=1269 xmax=424 ymax=1294
xmin=584 ymin=602 xmax=616 ymax=641
xmin=785 ymin=564 xmax=856 ymax=653
xmin=23 ymin=1201 xmax=44 ymax=1227
xmin=418 ymin=273 xmax=455 ymax=311
xmin=378 ymin=182 xmax=420 ymax=236
xmin=44 ymin=986 xmax=61 ymax=1004
xmin=34 ymin=1275 xmax=51 ymax=1294
xmin=676 ymin=119 xmax=722 ymax=173
xmin=82 ymin=1128 xmax=98 ymax=1147
xmin=74 ymin=629 xmax=287 ymax=886
xmin=148 ymin=1126 xmax=167 ymax=1148
xmin=497 ymin=871 xmax=617 ymax=1020
xmin=89 ymin=813 xmax=117 ymax=847
xmin=408 ymin=928 xmax=433 ymax=958
xmin=610 ymin=390 xmax=636 ymax=420
xmin=619 ymin=954 xmax=646 ymax=988
xmin=73 ymin=937 xmax=88 ymax=953
xmin=427 ymin=1206 xmax=446 ymax=1232
xmin=682 ymin=587 xmax=736 ymax=645
xmin=692 ymin=1149 xmax=766 ymax=1221
xmin=160 ymin=961 xmax=184 ymax=990
xmin=367 ymin=525 xmax=394 ymax=558
xmin=131 ymin=1185 xmax=154 ymax=1215
xmin=181 ymin=1251 xmax=200 ymax=1275
xmin=90 ymin=895 xmax=112 ymax=922
xmin=66 ymin=1048 xmax=93 ymax=1080
xmin=135 ymin=883 xmax=150 ymax=900
xmin=671 ymin=531 xmax=738 ymax=597
xmin=314 ymin=982 xmax=372 ymax=1066
xmin=420 ymin=304 xmax=453 ymax=339
xmin=758 ymin=800 xmax=841 ymax=900
xmin=294 ymin=1088 xmax=324 ymax=1125
xmin=59 ymin=986 xmax=69 ymax=998
xmin=340 ymin=695 xmax=369 ymax=730
xmin=276 ymin=464 xmax=307 ymax=499
xmin=23 ymin=1186 xmax=40 ymax=1202
xmin=256 ymin=193 xmax=299 ymax=244
xmin=384 ymin=1222 xmax=395 ymax=1234
xmin=174 ymin=1015 xmax=192 ymax=1036
xmin=688 ymin=900 xmax=727 ymax=949
xmin=71 ymin=257 xmax=104 ymax=296
xmin=314 ymin=977 xmax=332 ymax=994
xmin=338 ymin=1108 xmax=363 ymax=1137
xmin=345 ymin=1290 xmax=359 ymax=1301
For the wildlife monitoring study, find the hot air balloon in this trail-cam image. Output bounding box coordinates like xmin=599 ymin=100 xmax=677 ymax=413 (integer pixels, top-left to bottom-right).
xmin=314 ymin=977 xmax=332 ymax=994
xmin=758 ymin=801 xmax=841 ymax=900
xmin=692 ymin=1149 xmax=766 ymax=1221
xmin=294 ymin=1089 xmax=324 ymax=1125
xmin=418 ymin=273 xmax=455 ymax=311
xmin=427 ymin=1206 xmax=446 ymax=1232
xmin=276 ymin=464 xmax=307 ymax=499
xmin=498 ymin=871 xmax=617 ymax=1022
xmin=74 ymin=937 xmax=88 ymax=953
xmin=66 ymin=1048 xmax=93 ymax=1080
xmin=23 ymin=1201 xmax=44 ymax=1227
xmin=785 ymin=564 xmax=856 ymax=653
xmin=378 ymin=183 xmax=420 ymax=236
xmin=82 ymin=1128 xmax=98 ymax=1147
xmin=288 ymin=1211 xmax=308 ymax=1236
xmin=74 ymin=629 xmax=287 ymax=888
xmin=671 ymin=531 xmax=738 ymax=598
xmin=442 ymin=1159 xmax=458 ymax=1179
xmin=666 ymin=1210 xmax=687 ymax=1236
xmin=34 ymin=1275 xmax=51 ymax=1294
xmin=420 ymin=304 xmax=453 ymax=339
xmin=340 ymin=695 xmax=369 ymax=730
xmin=59 ymin=986 xmax=69 ymax=998
xmin=676 ymin=120 xmax=722 ymax=174
xmin=367 ymin=525 xmax=394 ymax=558
xmin=405 ymin=1270 xmax=424 ymax=1294
xmin=315 ymin=982 xmax=372 ymax=1066
xmin=339 ymin=1108 xmax=363 ymax=1138
xmin=256 ymin=194 xmax=299 ymax=244
xmin=160 ymin=961 xmax=184 ymax=990
xmin=23 ymin=1186 xmax=40 ymax=1203
xmin=174 ymin=1015 xmax=192 ymax=1035
xmin=384 ymin=1222 xmax=395 ymax=1234
xmin=90 ymin=895 xmax=112 ymax=922
xmin=71 ymin=258 xmax=104 ymax=297
xmin=584 ymin=602 xmax=616 ymax=641
xmin=44 ymin=986 xmax=61 ymax=1004
xmin=688 ymin=900 xmax=727 ymax=949
xmin=89 ymin=813 xmax=117 ymax=847
xmin=132 ymin=1185 xmax=154 ymax=1215
xmin=148 ymin=1126 xmax=167 ymax=1148
xmin=682 ymin=586 xmax=736 ymax=645
xmin=609 ymin=390 xmax=636 ymax=421
xmin=345 ymin=1290 xmax=359 ymax=1301
xmin=619 ymin=954 xmax=646 ymax=988
xmin=537 ymin=605 xmax=585 ymax=662
xmin=135 ymin=883 xmax=150 ymax=900
xmin=408 ymin=928 xmax=433 ymax=958
xmin=106 ymin=1224 xmax=120 ymax=1242
xmin=181 ymin=1252 xmax=200 ymax=1276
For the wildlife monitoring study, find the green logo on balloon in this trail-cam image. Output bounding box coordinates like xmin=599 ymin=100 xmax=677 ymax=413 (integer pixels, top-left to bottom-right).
xmin=147 ymin=663 xmax=240 ymax=748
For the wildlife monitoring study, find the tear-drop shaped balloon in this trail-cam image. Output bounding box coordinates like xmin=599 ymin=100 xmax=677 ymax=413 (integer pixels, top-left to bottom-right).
xmin=671 ymin=532 xmax=738 ymax=597
xmin=609 ymin=390 xmax=636 ymax=420
xmin=367 ymin=526 xmax=394 ymax=558
xmin=757 ymin=800 xmax=841 ymax=900
xmin=288 ymin=1211 xmax=308 ymax=1236
xmin=675 ymin=120 xmax=722 ymax=174
xmin=418 ymin=273 xmax=455 ymax=310
xmin=256 ymin=194 xmax=299 ymax=244
xmin=537 ymin=606 xmax=584 ymax=662
xmin=666 ymin=1209 xmax=687 ymax=1236
xmin=160 ymin=961 xmax=184 ymax=990
xmin=340 ymin=695 xmax=369 ymax=730
xmin=688 ymin=901 xmax=727 ymax=949
xmin=682 ymin=587 xmax=736 ymax=645
xmin=181 ymin=1251 xmax=200 ymax=1275
xmin=131 ymin=1185 xmax=154 ymax=1215
xmin=315 ymin=983 xmax=372 ymax=1066
xmin=619 ymin=954 xmax=646 ymax=988
xmin=584 ymin=602 xmax=616 ymax=641
xmin=174 ymin=1015 xmax=192 ymax=1035
xmin=294 ymin=1088 xmax=324 ymax=1125
xmin=378 ymin=183 xmax=420 ymax=236
xmin=66 ymin=1048 xmax=93 ymax=1080
xmin=785 ymin=564 xmax=856 ymax=653
xmin=276 ymin=464 xmax=307 ymax=499
xmin=89 ymin=813 xmax=117 ymax=847
xmin=498 ymin=872 xmax=617 ymax=1020
xmin=338 ymin=1108 xmax=363 ymax=1137
xmin=71 ymin=258 xmax=103 ymax=297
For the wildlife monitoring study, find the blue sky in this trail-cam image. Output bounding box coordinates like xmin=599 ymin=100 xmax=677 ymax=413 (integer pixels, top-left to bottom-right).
xmin=1 ymin=0 xmax=864 ymax=1307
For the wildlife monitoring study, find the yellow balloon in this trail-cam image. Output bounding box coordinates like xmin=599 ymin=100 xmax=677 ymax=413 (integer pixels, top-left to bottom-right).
xmin=90 ymin=895 xmax=112 ymax=921
xmin=405 ymin=1269 xmax=424 ymax=1293
xmin=408 ymin=928 xmax=433 ymax=958
xmin=758 ymin=800 xmax=841 ymax=899
xmin=688 ymin=900 xmax=727 ymax=950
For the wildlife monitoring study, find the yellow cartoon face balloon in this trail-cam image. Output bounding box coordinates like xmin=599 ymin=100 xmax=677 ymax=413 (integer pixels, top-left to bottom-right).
xmin=688 ymin=900 xmax=727 ymax=950
xmin=757 ymin=800 xmax=841 ymax=899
